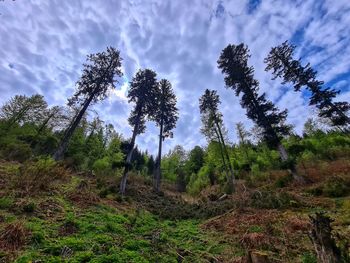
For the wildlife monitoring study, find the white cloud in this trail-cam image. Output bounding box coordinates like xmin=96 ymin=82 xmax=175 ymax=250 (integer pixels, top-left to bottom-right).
xmin=0 ymin=0 xmax=349 ymax=155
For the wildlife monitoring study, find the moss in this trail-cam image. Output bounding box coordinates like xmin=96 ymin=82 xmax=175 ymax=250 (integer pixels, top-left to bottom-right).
xmin=0 ymin=196 xmax=13 ymax=209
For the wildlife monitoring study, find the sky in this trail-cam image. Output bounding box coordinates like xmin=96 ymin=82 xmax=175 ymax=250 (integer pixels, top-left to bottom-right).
xmin=0 ymin=0 xmax=349 ymax=155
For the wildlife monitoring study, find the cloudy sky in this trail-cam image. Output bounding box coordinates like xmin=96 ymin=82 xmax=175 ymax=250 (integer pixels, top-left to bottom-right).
xmin=0 ymin=0 xmax=349 ymax=155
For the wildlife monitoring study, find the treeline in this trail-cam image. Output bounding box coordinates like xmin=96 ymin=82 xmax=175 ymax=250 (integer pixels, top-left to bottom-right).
xmin=0 ymin=41 xmax=349 ymax=195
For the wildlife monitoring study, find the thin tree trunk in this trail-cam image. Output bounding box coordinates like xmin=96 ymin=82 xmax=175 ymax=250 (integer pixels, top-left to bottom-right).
xmin=214 ymin=129 xmax=232 ymax=190
xmin=215 ymin=120 xmax=235 ymax=188
xmin=277 ymin=143 xmax=305 ymax=183
xmin=30 ymin=113 xmax=55 ymax=148
xmin=154 ymin=118 xmax=163 ymax=192
xmin=119 ymin=112 xmax=141 ymax=195
xmin=53 ymin=93 xmax=95 ymax=161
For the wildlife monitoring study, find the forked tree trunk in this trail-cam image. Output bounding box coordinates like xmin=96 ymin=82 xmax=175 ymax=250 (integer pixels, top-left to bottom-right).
xmin=119 ymin=113 xmax=140 ymax=195
xmin=53 ymin=92 xmax=95 ymax=161
xmin=154 ymin=118 xmax=163 ymax=193
xmin=308 ymin=213 xmax=342 ymax=263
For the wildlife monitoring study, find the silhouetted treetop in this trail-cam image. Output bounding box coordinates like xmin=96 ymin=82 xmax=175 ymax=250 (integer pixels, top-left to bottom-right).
xmin=68 ymin=47 xmax=123 ymax=106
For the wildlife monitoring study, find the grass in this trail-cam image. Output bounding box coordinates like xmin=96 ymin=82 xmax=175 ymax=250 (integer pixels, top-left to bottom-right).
xmin=0 ymin=159 xmax=349 ymax=262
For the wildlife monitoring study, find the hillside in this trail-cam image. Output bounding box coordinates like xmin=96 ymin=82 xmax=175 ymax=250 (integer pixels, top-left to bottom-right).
xmin=0 ymin=156 xmax=349 ymax=262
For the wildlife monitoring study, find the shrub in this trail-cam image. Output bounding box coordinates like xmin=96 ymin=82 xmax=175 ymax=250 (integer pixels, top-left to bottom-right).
xmin=301 ymin=252 xmax=317 ymax=263
xmin=14 ymin=157 xmax=68 ymax=195
xmin=0 ymin=197 xmax=13 ymax=209
xmin=22 ymin=202 xmax=36 ymax=213
xmin=187 ymin=167 xmax=210 ymax=196
xmin=2 ymin=142 xmax=32 ymax=162
xmin=93 ymin=157 xmax=112 ymax=176
xmin=323 ymin=177 xmax=349 ymax=197
xmin=251 ymin=191 xmax=299 ymax=209
xmin=274 ymin=175 xmax=293 ymax=188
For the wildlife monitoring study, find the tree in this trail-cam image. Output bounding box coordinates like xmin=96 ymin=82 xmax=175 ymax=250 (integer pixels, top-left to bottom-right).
xmin=119 ymin=69 xmax=158 ymax=195
xmin=36 ymin=106 xmax=66 ymax=135
xmin=152 ymin=79 xmax=179 ymax=192
xmin=147 ymin=155 xmax=155 ymax=176
xmin=185 ymin=146 xmax=205 ymax=175
xmin=235 ymin=122 xmax=251 ymax=161
xmin=0 ymin=94 xmax=47 ymax=129
xmin=264 ymin=41 xmax=350 ymax=128
xmin=217 ymin=43 xmax=304 ymax=183
xmin=53 ymin=47 xmax=123 ymax=160
xmin=199 ymin=89 xmax=235 ymax=191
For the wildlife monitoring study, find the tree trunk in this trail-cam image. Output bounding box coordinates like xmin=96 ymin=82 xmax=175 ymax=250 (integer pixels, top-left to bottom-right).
xmin=308 ymin=213 xmax=342 ymax=263
xmin=215 ymin=120 xmax=235 ymax=190
xmin=119 ymin=112 xmax=141 ymax=195
xmin=154 ymin=118 xmax=163 ymax=192
xmin=214 ymin=129 xmax=232 ymax=192
xmin=277 ymin=143 xmax=305 ymax=183
xmin=53 ymin=93 xmax=95 ymax=161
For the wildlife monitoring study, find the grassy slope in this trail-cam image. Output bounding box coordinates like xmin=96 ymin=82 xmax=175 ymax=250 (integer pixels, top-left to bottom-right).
xmin=0 ymin=160 xmax=349 ymax=263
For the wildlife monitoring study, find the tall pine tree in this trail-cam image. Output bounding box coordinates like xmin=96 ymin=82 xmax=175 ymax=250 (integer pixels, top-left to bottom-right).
xmin=54 ymin=47 xmax=123 ymax=160
xmin=152 ymin=79 xmax=178 ymax=192
xmin=264 ymin=41 xmax=350 ymax=128
xmin=218 ymin=43 xmax=304 ymax=183
xmin=119 ymin=69 xmax=158 ymax=195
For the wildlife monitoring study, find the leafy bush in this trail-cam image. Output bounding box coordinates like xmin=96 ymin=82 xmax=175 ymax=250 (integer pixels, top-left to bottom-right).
xmin=2 ymin=142 xmax=32 ymax=162
xmin=0 ymin=197 xmax=13 ymax=209
xmin=274 ymin=175 xmax=293 ymax=188
xmin=187 ymin=166 xmax=210 ymax=195
xmin=251 ymin=191 xmax=300 ymax=209
xmin=323 ymin=177 xmax=349 ymax=197
xmin=301 ymin=252 xmax=317 ymax=263
xmin=93 ymin=157 xmax=112 ymax=176
xmin=22 ymin=202 xmax=36 ymax=213
xmin=14 ymin=157 xmax=68 ymax=195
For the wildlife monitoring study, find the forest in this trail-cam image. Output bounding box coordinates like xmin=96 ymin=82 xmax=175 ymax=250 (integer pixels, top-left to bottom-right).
xmin=0 ymin=38 xmax=350 ymax=262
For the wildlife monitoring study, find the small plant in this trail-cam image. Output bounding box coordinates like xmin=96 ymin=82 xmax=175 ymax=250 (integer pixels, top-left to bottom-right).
xmin=22 ymin=202 xmax=36 ymax=213
xmin=0 ymin=197 xmax=13 ymax=209
xmin=14 ymin=157 xmax=68 ymax=195
xmin=251 ymin=190 xmax=299 ymax=209
xmin=301 ymin=252 xmax=317 ymax=263
xmin=274 ymin=174 xmax=293 ymax=188
xmin=323 ymin=177 xmax=349 ymax=197
xmin=248 ymin=225 xmax=264 ymax=233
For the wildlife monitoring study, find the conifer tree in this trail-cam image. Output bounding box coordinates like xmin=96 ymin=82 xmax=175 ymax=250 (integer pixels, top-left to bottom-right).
xmin=152 ymin=79 xmax=178 ymax=192
xmin=0 ymin=94 xmax=48 ymax=129
xmin=54 ymin=47 xmax=123 ymax=160
xmin=264 ymin=41 xmax=350 ymax=128
xmin=218 ymin=43 xmax=304 ymax=183
xmin=199 ymin=89 xmax=235 ymax=191
xmin=119 ymin=69 xmax=158 ymax=195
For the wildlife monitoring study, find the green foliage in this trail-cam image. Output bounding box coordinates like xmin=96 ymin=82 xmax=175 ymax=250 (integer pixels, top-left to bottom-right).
xmin=0 ymin=196 xmax=13 ymax=209
xmin=251 ymin=190 xmax=300 ymax=209
xmin=187 ymin=166 xmax=211 ymax=195
xmin=323 ymin=177 xmax=349 ymax=197
xmin=274 ymin=175 xmax=293 ymax=188
xmin=14 ymin=157 xmax=68 ymax=195
xmin=301 ymin=252 xmax=317 ymax=263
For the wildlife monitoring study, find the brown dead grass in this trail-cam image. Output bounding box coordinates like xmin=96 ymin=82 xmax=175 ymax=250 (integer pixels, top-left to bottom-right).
xmin=297 ymin=159 xmax=350 ymax=182
xmin=0 ymin=221 xmax=29 ymax=251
